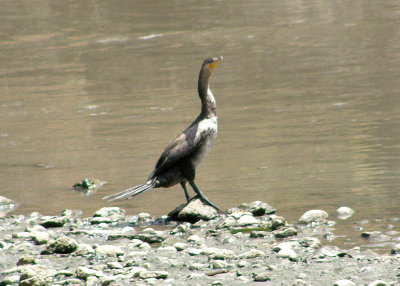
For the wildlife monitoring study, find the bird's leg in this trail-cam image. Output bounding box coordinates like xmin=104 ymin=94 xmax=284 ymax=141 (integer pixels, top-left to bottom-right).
xmin=180 ymin=182 xmax=191 ymax=202
xmin=188 ymin=181 xmax=223 ymax=213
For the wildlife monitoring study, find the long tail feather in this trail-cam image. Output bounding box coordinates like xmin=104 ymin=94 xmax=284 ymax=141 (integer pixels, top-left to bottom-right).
xmin=103 ymin=182 xmax=154 ymax=202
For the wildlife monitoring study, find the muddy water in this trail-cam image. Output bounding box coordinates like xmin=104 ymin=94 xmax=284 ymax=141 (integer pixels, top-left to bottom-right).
xmin=1 ymin=1 xmax=400 ymax=250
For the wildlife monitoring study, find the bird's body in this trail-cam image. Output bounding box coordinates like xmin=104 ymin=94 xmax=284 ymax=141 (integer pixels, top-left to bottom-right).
xmin=103 ymin=57 xmax=223 ymax=211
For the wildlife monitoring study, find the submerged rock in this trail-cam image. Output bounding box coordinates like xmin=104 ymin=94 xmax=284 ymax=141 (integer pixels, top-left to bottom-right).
xmin=0 ymin=196 xmax=17 ymax=217
xmin=298 ymin=209 xmax=329 ymax=224
xmin=335 ymin=206 xmax=355 ymax=220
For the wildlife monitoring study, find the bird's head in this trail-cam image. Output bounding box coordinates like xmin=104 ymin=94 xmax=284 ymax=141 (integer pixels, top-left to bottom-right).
xmin=201 ymin=56 xmax=223 ymax=76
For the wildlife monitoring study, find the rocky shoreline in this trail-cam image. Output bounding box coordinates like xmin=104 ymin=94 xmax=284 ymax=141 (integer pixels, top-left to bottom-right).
xmin=0 ymin=199 xmax=399 ymax=285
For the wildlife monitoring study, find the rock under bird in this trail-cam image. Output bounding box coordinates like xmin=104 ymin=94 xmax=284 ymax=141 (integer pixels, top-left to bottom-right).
xmin=103 ymin=56 xmax=223 ymax=211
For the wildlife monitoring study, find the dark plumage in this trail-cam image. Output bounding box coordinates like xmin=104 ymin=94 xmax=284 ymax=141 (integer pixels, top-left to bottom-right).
xmin=103 ymin=57 xmax=223 ymax=211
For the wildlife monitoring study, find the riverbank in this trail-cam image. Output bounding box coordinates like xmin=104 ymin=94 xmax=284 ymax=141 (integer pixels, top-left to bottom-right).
xmin=0 ymin=200 xmax=398 ymax=285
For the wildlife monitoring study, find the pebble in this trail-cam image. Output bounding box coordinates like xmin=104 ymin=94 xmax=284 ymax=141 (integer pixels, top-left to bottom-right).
xmin=335 ymin=206 xmax=355 ymax=220
xmin=93 ymin=207 xmax=126 ymax=222
xmin=253 ymin=271 xmax=270 ymax=282
xmin=236 ymin=214 xmax=260 ymax=226
xmin=368 ymin=281 xmax=388 ymax=286
xmin=173 ymin=242 xmax=187 ymax=251
xmin=333 ymin=280 xmax=356 ymax=286
xmin=213 ymin=260 xmax=230 ymax=269
xmin=41 ymin=237 xmax=78 ymax=254
xmin=139 ymin=270 xmax=169 ymax=279
xmin=76 ymin=266 xmax=104 ymax=279
xmin=299 ymin=209 xmax=329 ymax=224
xmin=277 ymin=248 xmax=298 ymax=261
xmin=39 ymin=215 xmax=65 ymax=228
xmin=238 ymin=249 xmax=265 ymax=258
xmin=94 ymin=244 xmax=125 ymax=257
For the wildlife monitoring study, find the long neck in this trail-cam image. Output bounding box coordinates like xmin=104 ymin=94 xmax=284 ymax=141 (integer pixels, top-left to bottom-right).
xmin=198 ymin=69 xmax=216 ymax=118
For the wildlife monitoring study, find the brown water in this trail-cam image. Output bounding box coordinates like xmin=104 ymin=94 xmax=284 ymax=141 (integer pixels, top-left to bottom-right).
xmin=1 ymin=0 xmax=400 ymax=250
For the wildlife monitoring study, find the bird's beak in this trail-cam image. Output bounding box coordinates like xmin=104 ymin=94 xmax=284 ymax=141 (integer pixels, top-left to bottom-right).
xmin=208 ymin=56 xmax=223 ymax=70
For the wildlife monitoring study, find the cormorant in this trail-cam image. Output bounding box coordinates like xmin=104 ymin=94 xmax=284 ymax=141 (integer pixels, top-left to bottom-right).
xmin=103 ymin=56 xmax=223 ymax=211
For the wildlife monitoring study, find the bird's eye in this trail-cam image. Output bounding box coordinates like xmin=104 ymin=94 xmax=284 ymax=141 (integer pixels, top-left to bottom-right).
xmin=208 ymin=58 xmax=213 ymax=63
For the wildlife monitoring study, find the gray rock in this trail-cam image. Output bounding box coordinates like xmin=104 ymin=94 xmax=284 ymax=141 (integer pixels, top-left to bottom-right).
xmin=168 ymin=198 xmax=217 ymax=223
xmin=293 ymin=279 xmax=309 ymax=286
xmin=94 ymin=244 xmax=124 ymax=257
xmin=106 ymin=261 xmax=123 ymax=269
xmin=93 ymin=207 xmax=126 ymax=222
xmin=19 ymin=265 xmax=57 ymax=286
xmin=76 ymin=266 xmax=104 ymax=279
xmin=390 ymin=243 xmax=400 ymax=254
xmin=138 ymin=228 xmax=168 ymax=243
xmin=38 ymin=216 xmax=65 ymax=228
xmin=206 ymin=248 xmax=236 ymax=260
xmin=213 ymin=260 xmax=230 ymax=269
xmin=0 ymin=196 xmax=17 ymax=217
xmin=335 ymin=206 xmax=355 ymax=220
xmin=368 ymin=281 xmax=388 ymax=286
xmin=90 ymin=216 xmax=112 ymax=225
xmin=238 ymin=249 xmax=265 ymax=259
xmin=247 ymin=201 xmax=276 ymax=216
xmin=139 ymin=270 xmax=169 ymax=279
xmin=16 ymin=255 xmax=37 ymax=266
xmin=41 ymin=237 xmax=78 ymax=254
xmin=253 ymin=272 xmax=270 ymax=282
xmin=173 ymin=242 xmax=187 ymax=251
xmin=298 ymin=209 xmax=328 ymax=224
xmin=274 ymin=227 xmax=297 ymax=238
xmin=188 ymin=262 xmax=206 ymax=270
xmin=32 ymin=231 xmax=50 ymax=245
xmin=333 ymin=280 xmax=356 ymax=286
xmin=74 ymin=243 xmax=95 ymax=256
xmin=277 ymin=248 xmax=298 ymax=261
xmin=361 ymin=231 xmax=391 ymax=242
xmin=237 ymin=214 xmax=259 ymax=226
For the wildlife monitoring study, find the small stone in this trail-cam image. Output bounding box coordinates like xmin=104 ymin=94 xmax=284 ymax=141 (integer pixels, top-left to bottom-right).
xmin=41 ymin=237 xmax=78 ymax=254
xmin=91 ymin=216 xmax=112 ymax=225
xmin=237 ymin=214 xmax=259 ymax=226
xmin=17 ymin=255 xmax=37 ymax=266
xmin=74 ymin=244 xmax=95 ymax=256
xmin=188 ymin=262 xmax=206 ymax=270
xmin=238 ymin=249 xmax=265 ymax=258
xmin=237 ymin=260 xmax=250 ymax=268
xmin=76 ymin=266 xmax=104 ymax=279
xmin=94 ymin=245 xmax=124 ymax=257
xmin=32 ymin=231 xmax=50 ymax=245
xmin=298 ymin=209 xmax=328 ymax=224
xmin=157 ymin=246 xmax=177 ymax=254
xmin=368 ymin=281 xmax=388 ymax=286
xmin=173 ymin=242 xmax=187 ymax=251
xmin=213 ymin=260 xmax=229 ymax=269
xmin=391 ymin=243 xmax=400 ymax=254
xmin=274 ymin=227 xmax=297 ymax=238
xmin=335 ymin=206 xmax=355 ymax=220
xmin=248 ymin=201 xmax=276 ymax=216
xmin=0 ymin=196 xmax=17 ymax=217
xmin=187 ymin=234 xmax=205 ymax=244
xmin=139 ymin=270 xmax=169 ymax=279
xmin=277 ymin=248 xmax=298 ymax=261
xmin=186 ymin=247 xmax=203 ymax=256
xmin=253 ymin=272 xmax=270 ymax=282
xmin=293 ymin=279 xmax=309 ymax=286
xmin=361 ymin=231 xmax=391 ymax=242
xmin=138 ymin=229 xmax=167 ymax=243
xmin=93 ymin=207 xmax=126 ymax=222
xmin=39 ymin=216 xmax=65 ymax=228
xmin=106 ymin=261 xmax=123 ymax=269
xmin=333 ymin=280 xmax=356 ymax=286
